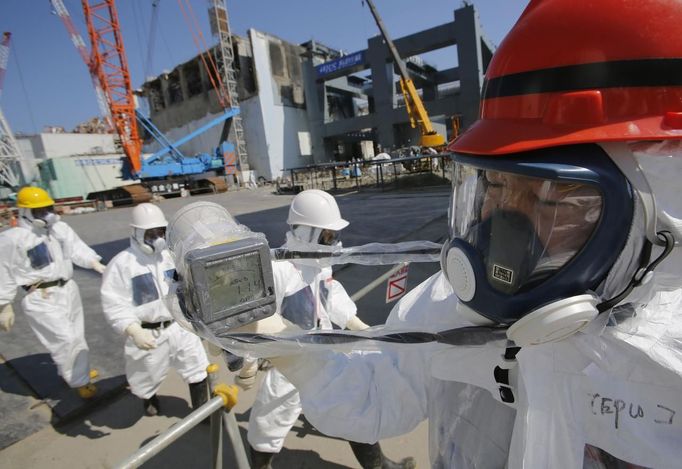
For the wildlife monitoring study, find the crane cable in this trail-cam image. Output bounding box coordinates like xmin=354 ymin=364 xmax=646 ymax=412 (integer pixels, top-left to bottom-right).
xmin=8 ymin=36 xmax=38 ymax=133
xmin=176 ymin=0 xmax=229 ymax=108
xmin=180 ymin=0 xmax=229 ymax=106
xmin=144 ymin=0 xmax=161 ymax=80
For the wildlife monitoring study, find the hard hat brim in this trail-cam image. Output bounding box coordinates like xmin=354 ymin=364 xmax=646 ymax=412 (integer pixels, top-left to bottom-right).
xmin=18 ymin=200 xmax=55 ymax=209
xmin=449 ymin=115 xmax=682 ymax=156
xmin=130 ymin=220 xmax=169 ymax=229
xmin=327 ymin=218 xmax=349 ymax=231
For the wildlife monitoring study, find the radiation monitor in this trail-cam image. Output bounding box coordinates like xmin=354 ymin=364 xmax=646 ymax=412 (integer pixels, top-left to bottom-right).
xmin=183 ymin=237 xmax=276 ymax=335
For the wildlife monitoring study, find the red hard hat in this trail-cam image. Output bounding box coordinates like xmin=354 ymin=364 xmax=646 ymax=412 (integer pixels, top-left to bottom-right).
xmin=450 ymin=0 xmax=682 ymax=155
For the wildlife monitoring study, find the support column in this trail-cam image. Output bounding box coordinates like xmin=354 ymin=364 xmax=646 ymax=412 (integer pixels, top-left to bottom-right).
xmin=302 ymin=56 xmax=327 ymax=163
xmin=368 ymin=35 xmax=396 ymax=151
xmin=454 ymin=4 xmax=486 ymax=128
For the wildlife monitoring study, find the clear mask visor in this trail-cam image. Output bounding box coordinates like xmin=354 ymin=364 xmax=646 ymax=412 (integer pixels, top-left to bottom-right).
xmin=449 ymin=162 xmax=603 ymax=294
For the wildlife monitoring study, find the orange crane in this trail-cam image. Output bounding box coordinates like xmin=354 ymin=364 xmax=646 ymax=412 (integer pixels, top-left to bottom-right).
xmin=81 ymin=0 xmax=143 ymax=174
xmin=50 ymin=0 xmax=112 ymax=131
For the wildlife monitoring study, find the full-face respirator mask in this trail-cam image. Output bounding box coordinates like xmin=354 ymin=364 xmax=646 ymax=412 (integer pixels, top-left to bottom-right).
xmin=441 ymin=144 xmax=637 ymax=346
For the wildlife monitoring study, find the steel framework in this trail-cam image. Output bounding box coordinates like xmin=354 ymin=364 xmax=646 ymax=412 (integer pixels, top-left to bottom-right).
xmin=81 ymin=0 xmax=142 ymax=173
xmin=208 ymin=0 xmax=248 ymax=170
xmin=0 ymin=32 xmax=22 ymax=189
xmin=50 ymin=0 xmax=112 ymax=130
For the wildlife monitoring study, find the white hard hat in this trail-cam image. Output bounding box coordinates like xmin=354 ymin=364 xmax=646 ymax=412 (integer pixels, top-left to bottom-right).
xmin=131 ymin=203 xmax=168 ymax=229
xmin=287 ymin=189 xmax=349 ymax=231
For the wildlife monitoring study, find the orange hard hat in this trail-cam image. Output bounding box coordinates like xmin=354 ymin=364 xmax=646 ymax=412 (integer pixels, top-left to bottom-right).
xmin=450 ymin=0 xmax=682 ymax=155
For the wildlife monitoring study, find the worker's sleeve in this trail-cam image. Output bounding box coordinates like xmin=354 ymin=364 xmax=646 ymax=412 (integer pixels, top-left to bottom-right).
xmin=328 ymin=279 xmax=357 ymax=329
xmin=274 ymin=272 xmax=457 ymax=443
xmin=0 ymin=234 xmax=19 ymax=304
xmin=57 ymin=222 xmax=102 ymax=268
xmin=271 ymin=261 xmax=302 ymax=314
xmin=100 ymin=256 xmax=138 ymax=335
xmin=277 ymin=347 xmax=431 ymax=443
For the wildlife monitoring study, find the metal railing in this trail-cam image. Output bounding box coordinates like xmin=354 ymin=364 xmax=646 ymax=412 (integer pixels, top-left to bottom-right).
xmin=114 ymin=367 xmax=249 ymax=469
xmin=283 ymin=153 xmax=452 ymax=193
xmin=114 ymin=237 xmax=440 ymax=468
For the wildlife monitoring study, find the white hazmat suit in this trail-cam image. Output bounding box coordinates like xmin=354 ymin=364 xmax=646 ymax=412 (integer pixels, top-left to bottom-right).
xmin=263 ymin=142 xmax=682 ymax=469
xmin=0 ymin=218 xmax=102 ymax=388
xmin=101 ymin=220 xmax=209 ymax=401
xmin=247 ymin=250 xmax=361 ymax=452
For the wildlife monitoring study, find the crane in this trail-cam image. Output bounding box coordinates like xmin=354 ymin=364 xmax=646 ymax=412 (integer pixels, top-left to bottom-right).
xmin=49 ymin=0 xmax=112 ymax=131
xmin=0 ymin=32 xmax=23 ymax=189
xmin=51 ymin=0 xmax=242 ymax=202
xmin=364 ymin=0 xmax=445 ymax=148
xmin=81 ymin=0 xmax=143 ymax=174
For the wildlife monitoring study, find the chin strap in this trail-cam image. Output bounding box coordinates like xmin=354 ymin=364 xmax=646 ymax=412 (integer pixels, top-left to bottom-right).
xmin=597 ymin=231 xmax=675 ymax=313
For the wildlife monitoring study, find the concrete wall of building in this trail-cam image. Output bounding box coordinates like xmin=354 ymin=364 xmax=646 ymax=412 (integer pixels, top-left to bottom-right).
xmin=17 ymin=133 xmax=121 ymax=190
xmin=40 ymin=154 xmax=126 ymax=200
xmin=15 ymin=133 xmax=127 ymax=199
xmin=246 ymin=29 xmax=312 ymax=180
xmin=15 ymin=138 xmax=40 ymax=185
xmin=139 ymin=30 xmax=310 ymax=181
xmin=25 ymin=133 xmax=120 ymax=158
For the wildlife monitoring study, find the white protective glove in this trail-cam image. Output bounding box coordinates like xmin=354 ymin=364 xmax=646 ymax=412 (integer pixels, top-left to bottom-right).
xmin=125 ymin=323 xmax=157 ymax=350
xmin=235 ymin=359 xmax=259 ymax=391
xmin=0 ymin=304 xmax=15 ymax=332
xmin=92 ymin=260 xmax=106 ymax=274
xmin=345 ymin=316 xmax=370 ymax=331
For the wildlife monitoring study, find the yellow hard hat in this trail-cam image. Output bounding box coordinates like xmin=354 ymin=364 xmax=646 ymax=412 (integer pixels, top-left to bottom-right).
xmin=16 ymin=186 xmax=55 ymax=209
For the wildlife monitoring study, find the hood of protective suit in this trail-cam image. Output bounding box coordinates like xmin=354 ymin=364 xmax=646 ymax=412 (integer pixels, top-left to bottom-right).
xmin=280 ymin=231 xmax=342 ymax=270
xmin=602 ymin=141 xmax=682 ymax=306
xmin=18 ymin=208 xmax=61 ymax=233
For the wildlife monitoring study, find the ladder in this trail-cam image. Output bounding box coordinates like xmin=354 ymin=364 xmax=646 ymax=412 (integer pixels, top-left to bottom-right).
xmin=207 ymin=0 xmax=249 ymax=171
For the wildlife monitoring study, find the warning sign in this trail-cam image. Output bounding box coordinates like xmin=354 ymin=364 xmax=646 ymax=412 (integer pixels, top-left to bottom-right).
xmin=386 ymin=264 xmax=409 ymax=303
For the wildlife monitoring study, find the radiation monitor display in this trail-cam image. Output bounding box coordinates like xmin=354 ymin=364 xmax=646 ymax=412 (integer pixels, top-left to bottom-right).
xmin=206 ymin=251 xmax=265 ymax=316
xmin=185 ymin=237 xmax=276 ymax=333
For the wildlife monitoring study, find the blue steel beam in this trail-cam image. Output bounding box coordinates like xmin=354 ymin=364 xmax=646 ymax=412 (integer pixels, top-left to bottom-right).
xmin=145 ymin=108 xmax=240 ymax=163
xmin=135 ymin=110 xmax=185 ymax=163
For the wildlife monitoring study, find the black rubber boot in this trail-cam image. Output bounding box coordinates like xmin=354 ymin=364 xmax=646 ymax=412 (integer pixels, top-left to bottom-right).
xmin=249 ymin=445 xmax=275 ymax=469
xmin=188 ymin=378 xmax=209 ymax=409
xmin=143 ymin=394 xmax=160 ymax=416
xmin=348 ymin=441 xmax=417 ymax=469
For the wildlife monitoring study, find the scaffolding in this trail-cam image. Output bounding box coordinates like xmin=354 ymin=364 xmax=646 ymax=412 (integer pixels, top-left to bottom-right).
xmin=0 ymin=108 xmax=21 ymax=189
xmin=0 ymin=32 xmax=21 ymax=189
xmin=208 ymin=0 xmax=249 ymax=171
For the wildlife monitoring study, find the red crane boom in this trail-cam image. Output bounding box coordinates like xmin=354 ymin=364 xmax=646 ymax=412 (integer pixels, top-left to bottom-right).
xmin=81 ymin=0 xmax=142 ymax=174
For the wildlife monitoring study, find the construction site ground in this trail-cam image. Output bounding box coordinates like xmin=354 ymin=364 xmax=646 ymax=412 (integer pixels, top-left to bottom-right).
xmin=0 ymin=185 xmax=449 ymax=468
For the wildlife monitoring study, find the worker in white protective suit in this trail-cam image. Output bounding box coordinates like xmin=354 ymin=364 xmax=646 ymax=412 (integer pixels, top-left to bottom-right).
xmin=255 ymin=1 xmax=682 ymax=467
xmin=100 ymin=203 xmax=210 ymax=416
xmin=240 ymin=189 xmax=416 ymax=469
xmin=0 ymin=186 xmax=104 ymax=399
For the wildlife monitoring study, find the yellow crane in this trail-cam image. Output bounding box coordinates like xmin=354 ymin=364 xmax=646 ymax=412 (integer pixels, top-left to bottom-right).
xmin=364 ymin=0 xmax=446 ymax=148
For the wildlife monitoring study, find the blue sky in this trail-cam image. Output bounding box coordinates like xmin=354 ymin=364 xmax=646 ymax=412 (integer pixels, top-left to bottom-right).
xmin=0 ymin=0 xmax=528 ymax=134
